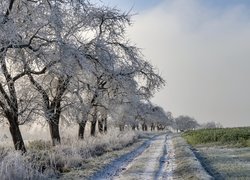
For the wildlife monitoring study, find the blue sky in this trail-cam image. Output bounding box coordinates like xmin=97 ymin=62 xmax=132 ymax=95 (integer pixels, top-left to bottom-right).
xmin=203 ymin=0 xmax=250 ymax=8
xmin=93 ymin=0 xmax=162 ymax=11
xmin=96 ymin=0 xmax=250 ymax=11
xmin=93 ymin=0 xmax=250 ymax=127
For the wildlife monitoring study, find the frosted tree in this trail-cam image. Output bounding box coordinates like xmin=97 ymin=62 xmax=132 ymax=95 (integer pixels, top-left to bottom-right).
xmin=66 ymin=3 xmax=165 ymax=136
xmin=202 ymin=121 xmax=222 ymax=129
xmin=174 ymin=115 xmax=199 ymax=132
xmin=0 ymin=0 xmax=44 ymax=152
xmin=0 ymin=0 xmax=91 ymax=146
xmin=0 ymin=0 xmax=165 ymax=149
xmin=150 ymin=107 xmax=173 ymax=131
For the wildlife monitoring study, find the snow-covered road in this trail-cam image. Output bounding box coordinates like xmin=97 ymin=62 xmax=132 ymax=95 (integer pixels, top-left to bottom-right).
xmin=90 ymin=133 xmax=175 ymax=180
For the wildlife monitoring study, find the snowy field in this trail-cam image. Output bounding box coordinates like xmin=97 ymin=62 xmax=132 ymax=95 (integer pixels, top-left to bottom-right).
xmin=195 ymin=146 xmax=250 ymax=179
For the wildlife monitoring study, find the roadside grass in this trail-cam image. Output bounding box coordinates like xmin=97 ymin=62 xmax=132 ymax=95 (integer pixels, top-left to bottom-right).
xmin=0 ymin=129 xmax=142 ymax=179
xmin=182 ymin=127 xmax=250 ymax=147
xmin=182 ymin=127 xmax=250 ymax=179
xmin=61 ymin=131 xmax=161 ymax=179
xmin=171 ymin=134 xmax=212 ymax=180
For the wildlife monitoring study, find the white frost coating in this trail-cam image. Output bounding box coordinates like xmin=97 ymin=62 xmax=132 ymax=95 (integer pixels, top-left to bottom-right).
xmin=116 ymin=135 xmax=166 ymax=180
xmin=160 ymin=134 xmax=176 ymax=180
xmin=89 ymin=135 xmax=155 ymax=180
xmin=89 ymin=134 xmax=177 ymax=180
xmin=114 ymin=134 xmax=175 ymax=180
xmin=143 ymin=135 xmax=166 ymax=179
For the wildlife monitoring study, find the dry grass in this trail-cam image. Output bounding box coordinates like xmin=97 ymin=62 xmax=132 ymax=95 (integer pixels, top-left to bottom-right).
xmin=0 ymin=128 xmax=141 ymax=179
xmin=61 ymin=131 xmax=160 ymax=179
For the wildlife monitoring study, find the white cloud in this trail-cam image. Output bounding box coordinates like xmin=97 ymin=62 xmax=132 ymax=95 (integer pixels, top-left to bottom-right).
xmin=128 ymin=0 xmax=250 ymax=127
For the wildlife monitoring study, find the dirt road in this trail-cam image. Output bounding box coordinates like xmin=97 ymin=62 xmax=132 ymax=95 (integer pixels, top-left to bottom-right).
xmin=90 ymin=133 xmax=175 ymax=180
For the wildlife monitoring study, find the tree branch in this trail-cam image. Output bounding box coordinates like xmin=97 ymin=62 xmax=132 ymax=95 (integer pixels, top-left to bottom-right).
xmin=5 ymin=0 xmax=15 ymax=17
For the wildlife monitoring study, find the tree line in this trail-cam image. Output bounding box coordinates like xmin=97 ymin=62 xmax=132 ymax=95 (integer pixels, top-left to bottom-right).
xmin=0 ymin=0 xmax=169 ymax=153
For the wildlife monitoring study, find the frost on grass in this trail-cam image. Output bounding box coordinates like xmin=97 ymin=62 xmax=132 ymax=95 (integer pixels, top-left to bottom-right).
xmin=0 ymin=151 xmax=46 ymax=180
xmin=172 ymin=134 xmax=213 ymax=180
xmin=0 ymin=129 xmax=139 ymax=179
xmin=196 ymin=147 xmax=250 ymax=179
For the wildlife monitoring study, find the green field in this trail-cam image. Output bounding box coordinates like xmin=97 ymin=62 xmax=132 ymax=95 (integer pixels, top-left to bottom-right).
xmin=182 ymin=127 xmax=250 ymax=147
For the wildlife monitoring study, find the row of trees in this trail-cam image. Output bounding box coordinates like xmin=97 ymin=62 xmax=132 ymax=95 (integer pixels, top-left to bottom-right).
xmin=173 ymin=117 xmax=223 ymax=132
xmin=1 ymin=0 xmax=217 ymax=153
xmin=0 ymin=0 xmax=167 ymax=153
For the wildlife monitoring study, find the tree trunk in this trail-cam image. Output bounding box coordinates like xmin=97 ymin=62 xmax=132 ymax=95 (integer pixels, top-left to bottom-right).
xmin=151 ymin=123 xmax=155 ymax=131
xmin=91 ymin=106 xmax=98 ymax=136
xmin=98 ymin=118 xmax=104 ymax=133
xmin=91 ymin=120 xmax=97 ymax=136
xmin=119 ymin=125 xmax=124 ymax=131
xmin=142 ymin=123 xmax=148 ymax=131
xmin=78 ymin=121 xmax=87 ymax=139
xmin=0 ymin=55 xmax=26 ymax=153
xmin=9 ymin=119 xmax=26 ymax=153
xmin=104 ymin=118 xmax=107 ymax=133
xmin=48 ymin=119 xmax=60 ymax=146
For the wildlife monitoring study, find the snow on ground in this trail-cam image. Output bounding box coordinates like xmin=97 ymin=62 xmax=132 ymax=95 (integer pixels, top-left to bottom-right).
xmin=195 ymin=146 xmax=250 ymax=179
xmin=90 ymin=133 xmax=176 ymax=180
xmin=157 ymin=134 xmax=176 ymax=180
xmin=171 ymin=134 xmax=213 ymax=180
xmin=115 ymin=134 xmax=167 ymax=180
xmin=1 ymin=129 xmax=215 ymax=180
xmin=89 ymin=134 xmax=159 ymax=180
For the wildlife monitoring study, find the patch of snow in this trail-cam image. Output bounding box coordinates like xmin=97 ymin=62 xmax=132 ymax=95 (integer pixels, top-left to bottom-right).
xmin=90 ymin=133 xmax=177 ymax=180
xmin=157 ymin=134 xmax=176 ymax=180
xmin=89 ymin=134 xmax=161 ymax=180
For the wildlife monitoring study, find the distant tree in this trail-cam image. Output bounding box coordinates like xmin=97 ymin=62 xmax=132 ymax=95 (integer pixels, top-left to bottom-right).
xmin=152 ymin=107 xmax=173 ymax=131
xmin=202 ymin=121 xmax=223 ymax=129
xmin=174 ymin=115 xmax=199 ymax=132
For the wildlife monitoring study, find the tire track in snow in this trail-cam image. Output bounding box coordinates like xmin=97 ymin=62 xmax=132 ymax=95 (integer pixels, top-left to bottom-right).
xmin=156 ymin=134 xmax=175 ymax=180
xmin=154 ymin=134 xmax=168 ymax=179
xmin=89 ymin=134 xmax=162 ymax=180
xmin=115 ymin=133 xmax=175 ymax=180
